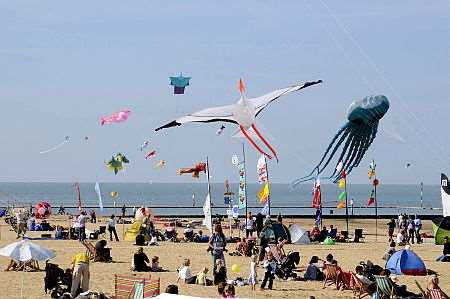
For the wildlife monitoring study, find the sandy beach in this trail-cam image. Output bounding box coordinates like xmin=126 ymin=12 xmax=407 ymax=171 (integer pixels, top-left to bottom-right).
xmin=0 ymin=217 xmax=448 ymax=299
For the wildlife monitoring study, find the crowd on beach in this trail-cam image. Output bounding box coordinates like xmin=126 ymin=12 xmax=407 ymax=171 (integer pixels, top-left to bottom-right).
xmin=2 ymin=207 xmax=450 ymax=298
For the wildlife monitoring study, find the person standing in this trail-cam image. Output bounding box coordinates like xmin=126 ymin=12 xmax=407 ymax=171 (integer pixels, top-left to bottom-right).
xmin=255 ymin=213 xmax=264 ymax=237
xmin=15 ymin=210 xmax=27 ymax=239
xmin=414 ymin=216 xmax=422 ymax=244
xmin=209 ymin=224 xmax=227 ymax=277
xmin=90 ymin=210 xmax=97 ymax=224
xmin=77 ymin=211 xmax=89 ymax=242
xmin=407 ymin=216 xmax=415 ymax=244
xmin=277 ymin=212 xmax=283 ymax=223
xmin=108 ymin=215 xmax=119 ymax=242
xmin=121 ymin=205 xmax=126 ymax=218
xmin=70 ymin=252 xmax=90 ymax=298
xmin=246 ymin=212 xmax=254 ymax=238
xmin=387 ymin=219 xmax=396 ymax=242
xmin=261 ymin=251 xmax=276 ymax=290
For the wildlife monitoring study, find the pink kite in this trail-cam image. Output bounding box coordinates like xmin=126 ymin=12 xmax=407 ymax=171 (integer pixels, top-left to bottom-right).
xmin=100 ymin=110 xmax=131 ymax=125
xmin=145 ymin=150 xmax=156 ymax=159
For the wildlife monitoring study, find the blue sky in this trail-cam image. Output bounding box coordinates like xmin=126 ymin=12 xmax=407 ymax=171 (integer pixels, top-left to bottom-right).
xmin=1 ymin=1 xmax=449 ymax=184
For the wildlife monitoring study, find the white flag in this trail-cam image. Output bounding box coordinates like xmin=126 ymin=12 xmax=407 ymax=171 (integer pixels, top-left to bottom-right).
xmin=95 ymin=182 xmax=104 ymax=211
xmin=336 ymin=161 xmax=343 ymax=172
xmin=257 ymin=155 xmax=268 ymax=184
xmin=203 ymin=193 xmax=212 ymax=233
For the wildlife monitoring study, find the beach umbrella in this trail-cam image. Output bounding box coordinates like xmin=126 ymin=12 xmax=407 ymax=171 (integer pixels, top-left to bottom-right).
xmin=0 ymin=239 xmax=55 ymax=298
xmin=0 ymin=239 xmax=55 ymax=261
xmin=386 ymin=249 xmax=426 ymax=276
xmin=432 ymin=216 xmax=450 ymax=245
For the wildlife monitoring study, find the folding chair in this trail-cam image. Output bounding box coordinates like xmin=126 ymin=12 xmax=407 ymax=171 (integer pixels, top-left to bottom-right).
xmin=350 ymin=272 xmax=371 ymax=299
xmin=373 ymin=275 xmax=397 ymax=298
xmin=323 ymin=264 xmax=339 ymax=289
xmin=113 ymin=274 xmax=160 ymax=299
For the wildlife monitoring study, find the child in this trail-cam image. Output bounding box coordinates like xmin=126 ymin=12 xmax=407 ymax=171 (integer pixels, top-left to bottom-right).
xmin=261 ymin=251 xmax=276 ymax=290
xmin=213 ymin=259 xmax=227 ymax=285
xmin=177 ymin=258 xmax=196 ymax=284
xmin=217 ymin=282 xmax=227 ymax=298
xmin=151 ymin=256 xmax=167 ymax=272
xmin=248 ymin=254 xmax=258 ymax=291
xmin=196 ymin=267 xmax=212 ymax=286
xmin=223 ymin=284 xmax=236 ymax=298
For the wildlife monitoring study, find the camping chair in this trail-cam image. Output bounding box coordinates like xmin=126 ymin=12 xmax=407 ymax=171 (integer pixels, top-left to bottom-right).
xmin=98 ymin=225 xmax=107 ymax=238
xmin=113 ymin=274 xmax=160 ymax=298
xmin=373 ymin=275 xmax=397 ymax=298
xmin=323 ymin=264 xmax=339 ymax=289
xmin=82 ymin=241 xmax=97 ymax=261
xmin=354 ymin=229 xmax=365 ymax=242
xmin=350 ymin=272 xmax=371 ymax=299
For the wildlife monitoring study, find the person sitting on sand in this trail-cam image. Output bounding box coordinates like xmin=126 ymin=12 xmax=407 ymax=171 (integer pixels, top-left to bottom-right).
xmin=151 ymin=256 xmax=168 ymax=272
xmin=436 ymin=236 xmax=450 ymax=262
xmin=213 ymin=259 xmax=227 ymax=285
xmin=224 ymin=283 xmax=236 ymax=298
xmin=95 ymin=240 xmax=112 ymax=262
xmin=310 ymin=226 xmax=321 ymax=242
xmin=196 ymin=267 xmax=213 ymax=286
xmin=217 ymin=282 xmax=227 ymax=298
xmin=133 ymin=247 xmax=151 ymax=272
xmin=319 ymin=226 xmax=328 ymax=242
xmin=427 ymin=275 xmax=450 ymax=299
xmin=177 ymin=258 xmax=196 ymax=284
xmin=327 ymin=225 xmax=337 ymax=239
xmin=4 ymin=259 xmax=39 ymax=271
xmin=324 ymin=253 xmax=334 ymax=266
xmin=304 ymin=256 xmax=324 ymax=281
xmin=236 ymin=237 xmax=249 ymax=256
xmin=382 ymin=241 xmax=396 ymax=261
xmin=396 ymin=230 xmax=407 ymax=246
xmin=55 ymin=225 xmax=64 ymax=239
xmin=193 ymin=230 xmax=209 ymax=243
xmin=165 ymin=222 xmax=177 ymax=241
xmin=184 ymin=224 xmax=194 ymax=242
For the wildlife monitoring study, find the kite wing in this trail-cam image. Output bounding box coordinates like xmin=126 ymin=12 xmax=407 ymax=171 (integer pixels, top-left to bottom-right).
xmin=155 ymin=104 xmax=237 ymax=131
xmin=250 ymin=80 xmax=322 ymax=117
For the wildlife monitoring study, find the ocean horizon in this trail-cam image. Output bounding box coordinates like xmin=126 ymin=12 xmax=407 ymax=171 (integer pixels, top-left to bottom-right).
xmin=0 ymin=182 xmax=443 ymax=216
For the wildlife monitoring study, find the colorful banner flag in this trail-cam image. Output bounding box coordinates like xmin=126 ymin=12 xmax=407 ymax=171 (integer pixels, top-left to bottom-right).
xmin=238 ymin=161 xmax=246 ymax=209
xmin=368 ymin=189 xmax=375 ymax=206
xmin=261 ymin=202 xmax=269 ymax=215
xmin=73 ymin=183 xmax=82 ymax=211
xmin=257 ymin=183 xmax=270 ymax=204
xmin=338 ymin=191 xmax=346 ymax=201
xmin=94 ymin=182 xmax=103 ymax=211
xmin=257 ymin=155 xmax=268 ymax=184
xmin=338 ymin=178 xmax=346 ymax=189
xmin=312 ymin=176 xmax=321 ymax=209
xmin=315 ymin=209 xmax=322 ymax=226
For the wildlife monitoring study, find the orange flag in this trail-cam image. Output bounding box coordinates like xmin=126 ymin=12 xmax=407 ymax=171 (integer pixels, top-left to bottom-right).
xmin=239 ymin=78 xmax=245 ymax=94
xmin=337 ymin=201 xmax=346 ymax=209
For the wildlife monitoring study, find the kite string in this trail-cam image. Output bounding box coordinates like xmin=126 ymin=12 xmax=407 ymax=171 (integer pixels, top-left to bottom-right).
xmin=314 ymin=0 xmax=449 ymax=169
xmin=39 ymin=139 xmax=69 ymax=154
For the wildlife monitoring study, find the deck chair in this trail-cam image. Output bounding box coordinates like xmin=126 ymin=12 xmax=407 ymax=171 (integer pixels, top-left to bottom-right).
xmin=267 ymin=244 xmax=285 ymax=264
xmin=323 ymin=264 xmax=339 ymax=289
xmin=113 ymin=274 xmax=160 ymax=299
xmin=98 ymin=226 xmax=107 ymax=238
xmin=339 ymin=271 xmax=352 ymax=290
xmin=82 ymin=241 xmax=97 ymax=261
xmin=373 ymin=275 xmax=397 ymax=298
xmin=428 ymin=289 xmax=445 ymax=299
xmin=354 ymin=229 xmax=365 ymax=242
xmin=350 ymin=272 xmax=371 ymax=299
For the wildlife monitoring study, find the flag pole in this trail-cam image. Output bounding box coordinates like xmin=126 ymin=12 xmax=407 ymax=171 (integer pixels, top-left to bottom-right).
xmin=242 ymin=143 xmax=248 ymax=230
xmin=374 ymin=160 xmax=378 ymax=241
xmin=206 ymin=156 xmax=212 ymax=229
xmin=317 ymin=168 xmax=323 ymax=229
xmin=344 ymin=174 xmax=349 ymax=233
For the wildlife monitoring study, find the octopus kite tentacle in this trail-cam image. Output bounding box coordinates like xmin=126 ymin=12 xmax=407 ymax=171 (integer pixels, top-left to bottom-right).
xmin=293 ymin=95 xmax=389 ymax=186
xmin=240 ymin=125 xmax=273 ymax=160
xmin=251 ymin=124 xmax=278 ymax=162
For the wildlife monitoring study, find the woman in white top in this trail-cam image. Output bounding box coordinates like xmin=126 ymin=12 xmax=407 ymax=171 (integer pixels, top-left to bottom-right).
xmin=108 ymin=215 xmax=119 ymax=241
xmin=77 ymin=211 xmax=89 ymax=242
xmin=246 ymin=212 xmax=254 ymax=238
xmin=177 ymin=258 xmax=196 ymax=284
xmin=248 ymin=254 xmax=258 ymax=291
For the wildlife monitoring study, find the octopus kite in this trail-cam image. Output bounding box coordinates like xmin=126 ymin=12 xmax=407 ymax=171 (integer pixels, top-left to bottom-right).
xmin=100 ymin=110 xmax=131 ymax=126
xmin=293 ymin=95 xmax=390 ymax=185
xmin=156 ymin=79 xmax=322 ymax=161
xmin=177 ymin=162 xmax=207 ymax=178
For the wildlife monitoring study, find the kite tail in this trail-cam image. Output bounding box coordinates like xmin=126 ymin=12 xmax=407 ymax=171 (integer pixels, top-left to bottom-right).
xmin=100 ymin=117 xmax=107 ymax=126
xmin=251 ymin=124 xmax=278 ymax=162
xmin=240 ymin=125 xmax=273 ymax=160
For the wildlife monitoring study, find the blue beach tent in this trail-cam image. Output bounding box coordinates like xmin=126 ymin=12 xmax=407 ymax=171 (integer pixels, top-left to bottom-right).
xmin=386 ymin=249 xmax=427 ymax=276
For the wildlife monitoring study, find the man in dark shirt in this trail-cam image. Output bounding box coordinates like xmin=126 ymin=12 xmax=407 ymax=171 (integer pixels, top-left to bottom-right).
xmin=437 ymin=236 xmax=450 ymax=262
xmin=134 ymin=247 xmax=151 ymax=271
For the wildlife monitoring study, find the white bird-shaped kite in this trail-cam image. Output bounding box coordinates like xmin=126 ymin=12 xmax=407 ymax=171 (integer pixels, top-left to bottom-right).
xmin=155 ymin=79 xmax=322 ymax=161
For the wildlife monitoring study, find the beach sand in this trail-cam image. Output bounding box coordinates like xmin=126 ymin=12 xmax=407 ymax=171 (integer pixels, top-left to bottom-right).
xmin=0 ymin=217 xmax=448 ymax=299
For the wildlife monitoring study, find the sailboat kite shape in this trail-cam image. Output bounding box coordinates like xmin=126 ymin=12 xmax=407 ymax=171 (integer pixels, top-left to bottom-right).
xmin=156 ymin=79 xmax=322 ymax=161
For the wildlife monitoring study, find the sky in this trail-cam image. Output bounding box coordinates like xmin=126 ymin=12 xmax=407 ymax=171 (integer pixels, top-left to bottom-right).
xmin=1 ymin=0 xmax=450 ymax=184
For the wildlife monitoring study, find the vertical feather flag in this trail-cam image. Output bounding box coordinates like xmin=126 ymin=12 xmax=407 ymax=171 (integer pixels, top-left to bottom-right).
xmin=261 ymin=202 xmax=269 ymax=215
xmin=95 ymin=182 xmax=104 ymax=211
xmin=238 ymin=161 xmax=246 ymax=209
xmin=257 ymin=155 xmax=268 ymax=184
xmin=368 ymin=188 xmax=375 ymax=206
xmin=368 ymin=160 xmax=377 ymax=206
xmin=257 ymin=183 xmax=270 ymax=204
xmin=73 ymin=183 xmax=82 ymax=211
xmin=203 ymin=193 xmax=212 ymax=233
xmin=337 ymin=201 xmax=346 ymax=209
xmin=336 ymin=162 xmax=347 ymax=209
xmin=312 ymin=176 xmax=321 ymax=209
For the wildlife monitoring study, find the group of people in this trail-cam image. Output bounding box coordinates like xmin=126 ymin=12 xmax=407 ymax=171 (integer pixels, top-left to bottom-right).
xmin=388 ymin=214 xmax=422 ymax=245
xmin=309 ymin=225 xmax=339 ymax=242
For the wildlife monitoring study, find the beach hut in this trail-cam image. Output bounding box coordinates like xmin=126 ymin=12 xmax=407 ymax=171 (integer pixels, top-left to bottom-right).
xmin=259 ymin=221 xmax=291 ymax=243
xmin=432 ymin=216 xmax=450 ymax=245
xmin=289 ymin=224 xmax=311 ymax=244
xmin=386 ymin=249 xmax=427 ymax=276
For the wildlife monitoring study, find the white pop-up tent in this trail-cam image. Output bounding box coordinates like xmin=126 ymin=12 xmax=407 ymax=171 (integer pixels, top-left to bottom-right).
xmin=289 ymin=224 xmax=311 ymax=244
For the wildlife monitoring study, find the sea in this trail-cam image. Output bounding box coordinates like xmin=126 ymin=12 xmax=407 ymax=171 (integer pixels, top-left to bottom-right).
xmin=0 ymin=182 xmax=444 ymax=217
